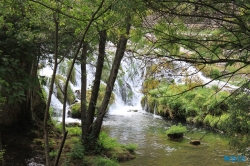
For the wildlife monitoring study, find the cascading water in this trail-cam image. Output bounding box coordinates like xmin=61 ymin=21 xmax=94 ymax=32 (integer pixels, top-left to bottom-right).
xmin=37 ymin=44 xmax=247 ymax=166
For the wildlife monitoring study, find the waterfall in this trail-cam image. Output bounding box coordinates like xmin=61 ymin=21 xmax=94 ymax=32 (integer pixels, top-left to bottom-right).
xmin=39 ymin=43 xmax=238 ymax=122
xmin=39 ymin=42 xmax=146 ymax=121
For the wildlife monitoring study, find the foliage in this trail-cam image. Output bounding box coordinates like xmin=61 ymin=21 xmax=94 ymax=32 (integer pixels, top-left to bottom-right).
xmin=69 ymin=84 xmax=115 ymax=119
xmin=0 ymin=55 xmax=32 ymax=104
xmin=0 ymin=149 xmax=4 ymax=162
xmin=55 ymin=74 xmax=75 ymax=105
xmin=69 ymin=142 xmax=85 ymax=160
xmin=146 ymin=83 xmax=230 ymax=118
xmin=98 ymin=132 xmax=120 ymax=150
xmin=98 ymin=131 xmax=137 ymax=153
xmin=67 ymin=126 xmax=81 ymax=136
xmin=70 ymin=103 xmax=81 ymax=119
xmin=222 ymin=85 xmax=250 ymax=156
xmin=196 ymin=65 xmax=222 ymax=80
xmin=121 ymin=144 xmax=138 ymax=153
xmin=49 ymin=150 xmax=58 ymax=158
xmin=166 ymin=123 xmax=187 ymax=134
xmin=93 ymin=157 xmax=119 ymax=166
xmin=142 ymin=78 xmax=160 ymax=94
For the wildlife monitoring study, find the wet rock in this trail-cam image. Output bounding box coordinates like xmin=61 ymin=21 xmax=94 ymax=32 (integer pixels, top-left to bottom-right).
xmin=190 ymin=140 xmax=201 ymax=145
xmin=167 ymin=133 xmax=184 ymax=140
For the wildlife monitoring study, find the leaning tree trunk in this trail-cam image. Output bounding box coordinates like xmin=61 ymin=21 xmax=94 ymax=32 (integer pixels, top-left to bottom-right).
xmin=62 ymin=0 xmax=106 ymax=135
xmin=44 ymin=13 xmax=59 ymax=166
xmin=92 ymin=17 xmax=131 ymax=142
xmin=81 ymin=42 xmax=88 ymax=141
xmin=84 ymin=30 xmax=107 ymax=137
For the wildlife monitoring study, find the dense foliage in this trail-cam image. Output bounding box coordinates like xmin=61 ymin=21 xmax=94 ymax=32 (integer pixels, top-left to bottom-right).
xmin=166 ymin=123 xmax=187 ymax=135
xmin=1 ymin=0 xmax=250 ymax=163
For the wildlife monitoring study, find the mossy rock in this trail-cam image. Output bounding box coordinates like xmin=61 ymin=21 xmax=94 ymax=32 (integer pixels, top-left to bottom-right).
xmin=68 ymin=84 xmax=115 ymax=119
xmin=190 ymin=140 xmax=201 ymax=145
xmin=55 ymin=74 xmax=75 ymax=105
xmin=70 ymin=103 xmax=81 ymax=119
xmin=167 ymin=133 xmax=184 ymax=140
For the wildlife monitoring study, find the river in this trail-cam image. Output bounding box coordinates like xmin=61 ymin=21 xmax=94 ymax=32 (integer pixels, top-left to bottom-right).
xmin=103 ymin=107 xmax=247 ymax=166
xmin=38 ymin=46 xmax=247 ymax=165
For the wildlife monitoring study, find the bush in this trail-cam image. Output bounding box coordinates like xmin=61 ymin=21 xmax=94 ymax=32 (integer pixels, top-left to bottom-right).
xmin=166 ymin=123 xmax=187 ymax=134
xmin=67 ymin=126 xmax=81 ymax=136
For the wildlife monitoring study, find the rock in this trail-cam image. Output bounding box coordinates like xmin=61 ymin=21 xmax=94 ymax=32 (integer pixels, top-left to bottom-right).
xmin=167 ymin=133 xmax=184 ymax=140
xmin=66 ymin=122 xmax=81 ymax=127
xmin=190 ymin=140 xmax=201 ymax=145
xmin=132 ymin=110 xmax=138 ymax=112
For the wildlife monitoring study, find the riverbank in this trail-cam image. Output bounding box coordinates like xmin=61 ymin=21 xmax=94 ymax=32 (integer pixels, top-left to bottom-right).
xmin=141 ymin=82 xmax=235 ymax=132
xmin=1 ymin=119 xmax=136 ymax=165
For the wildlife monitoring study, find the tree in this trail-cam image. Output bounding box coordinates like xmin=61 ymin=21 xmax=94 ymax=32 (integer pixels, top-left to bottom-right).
xmin=0 ymin=0 xmax=47 ymax=127
xmin=78 ymin=0 xmax=149 ymax=150
xmin=140 ymin=0 xmax=250 ymax=155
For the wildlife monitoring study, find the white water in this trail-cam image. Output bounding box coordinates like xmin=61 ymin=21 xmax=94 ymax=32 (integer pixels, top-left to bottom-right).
xmin=39 ymin=43 xmax=239 ymax=123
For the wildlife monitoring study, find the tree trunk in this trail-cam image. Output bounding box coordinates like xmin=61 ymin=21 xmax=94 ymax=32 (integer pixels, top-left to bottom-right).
xmin=44 ymin=13 xmax=59 ymax=166
xmin=92 ymin=17 xmax=131 ymax=141
xmin=81 ymin=42 xmax=88 ymax=141
xmin=62 ymin=0 xmax=106 ymax=135
xmin=85 ymin=30 xmax=107 ymax=131
xmin=0 ymin=127 xmax=3 ymax=166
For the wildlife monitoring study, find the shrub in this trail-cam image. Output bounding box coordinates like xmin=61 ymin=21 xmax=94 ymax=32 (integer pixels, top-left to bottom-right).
xmin=69 ymin=142 xmax=85 ymax=160
xmin=67 ymin=126 xmax=81 ymax=136
xmin=166 ymin=123 xmax=187 ymax=134
xmin=98 ymin=132 xmax=120 ymax=150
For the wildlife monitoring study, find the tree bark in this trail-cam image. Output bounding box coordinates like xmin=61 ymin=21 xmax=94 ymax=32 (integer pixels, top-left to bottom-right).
xmin=81 ymin=42 xmax=88 ymax=141
xmin=85 ymin=30 xmax=107 ymax=135
xmin=62 ymin=0 xmax=106 ymax=135
xmin=54 ymin=131 xmax=68 ymax=166
xmin=92 ymin=17 xmax=131 ymax=141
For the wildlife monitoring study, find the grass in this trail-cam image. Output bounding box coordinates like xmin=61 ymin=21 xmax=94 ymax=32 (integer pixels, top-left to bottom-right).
xmin=50 ymin=128 xmax=137 ymax=165
xmin=166 ymin=123 xmax=187 ymax=134
xmin=92 ymin=157 xmax=119 ymax=166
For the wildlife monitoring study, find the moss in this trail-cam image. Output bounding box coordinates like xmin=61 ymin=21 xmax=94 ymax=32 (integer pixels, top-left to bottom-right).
xmin=69 ymin=84 xmax=115 ymax=119
xmin=142 ymin=78 xmax=160 ymax=94
xmin=140 ymin=96 xmax=146 ymax=108
xmin=58 ymin=61 xmax=67 ymax=76
xmin=54 ymin=74 xmax=75 ymax=105
xmin=67 ymin=84 xmax=75 ymax=105
xmin=67 ymin=60 xmax=77 ymax=85
xmin=166 ymin=123 xmax=187 ymax=134
xmin=71 ymin=103 xmax=81 ymax=119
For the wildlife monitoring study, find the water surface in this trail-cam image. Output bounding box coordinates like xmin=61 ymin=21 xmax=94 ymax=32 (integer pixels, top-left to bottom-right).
xmin=103 ymin=110 xmax=247 ymax=166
